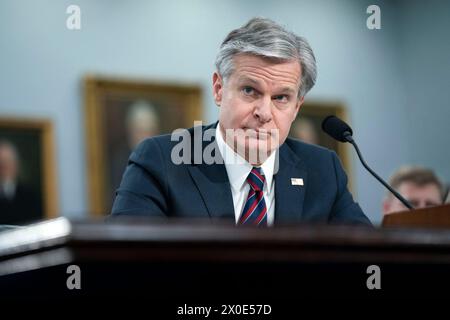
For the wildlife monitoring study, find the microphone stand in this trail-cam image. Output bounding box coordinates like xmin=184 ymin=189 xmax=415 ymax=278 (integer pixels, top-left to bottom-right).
xmin=343 ymin=132 xmax=414 ymax=210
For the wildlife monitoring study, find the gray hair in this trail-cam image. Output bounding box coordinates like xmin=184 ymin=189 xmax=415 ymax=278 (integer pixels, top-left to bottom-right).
xmin=388 ymin=166 xmax=445 ymax=200
xmin=215 ymin=17 xmax=317 ymax=98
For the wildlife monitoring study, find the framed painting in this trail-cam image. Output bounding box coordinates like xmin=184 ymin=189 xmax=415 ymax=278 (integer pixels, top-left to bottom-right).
xmin=0 ymin=118 xmax=58 ymax=225
xmin=84 ymin=76 xmax=203 ymax=216
xmin=290 ymin=102 xmax=354 ymax=191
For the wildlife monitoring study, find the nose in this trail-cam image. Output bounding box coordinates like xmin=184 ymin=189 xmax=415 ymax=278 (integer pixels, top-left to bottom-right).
xmin=253 ymin=96 xmax=272 ymax=123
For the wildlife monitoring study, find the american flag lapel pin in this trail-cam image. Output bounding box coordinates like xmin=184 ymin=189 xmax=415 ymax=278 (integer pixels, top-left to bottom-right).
xmin=291 ymin=178 xmax=304 ymax=186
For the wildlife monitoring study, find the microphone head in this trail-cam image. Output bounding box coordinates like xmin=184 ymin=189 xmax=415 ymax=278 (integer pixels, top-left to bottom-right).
xmin=321 ymin=115 xmax=353 ymax=142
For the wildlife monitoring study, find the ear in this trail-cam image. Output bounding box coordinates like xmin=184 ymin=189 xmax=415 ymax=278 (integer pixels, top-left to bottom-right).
xmin=212 ymin=72 xmax=223 ymax=106
xmin=292 ymin=96 xmax=304 ymax=121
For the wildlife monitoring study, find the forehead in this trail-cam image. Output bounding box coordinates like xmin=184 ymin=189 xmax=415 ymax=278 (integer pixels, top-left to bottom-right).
xmin=230 ymin=54 xmax=301 ymax=89
xmin=398 ymin=182 xmax=442 ymax=200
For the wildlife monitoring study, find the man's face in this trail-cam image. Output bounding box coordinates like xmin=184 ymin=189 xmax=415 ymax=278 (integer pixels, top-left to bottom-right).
xmin=383 ymin=182 xmax=442 ymax=215
xmin=0 ymin=145 xmax=18 ymax=182
xmin=213 ymin=54 xmax=303 ymax=164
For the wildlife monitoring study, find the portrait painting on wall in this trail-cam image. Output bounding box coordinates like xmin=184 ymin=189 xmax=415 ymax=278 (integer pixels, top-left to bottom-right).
xmin=290 ymin=102 xmax=354 ymax=190
xmin=84 ymin=76 xmax=203 ymax=216
xmin=0 ymin=118 xmax=58 ymax=225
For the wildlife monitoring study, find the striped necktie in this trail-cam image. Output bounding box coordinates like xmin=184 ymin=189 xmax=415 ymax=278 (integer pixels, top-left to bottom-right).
xmin=238 ymin=167 xmax=267 ymax=226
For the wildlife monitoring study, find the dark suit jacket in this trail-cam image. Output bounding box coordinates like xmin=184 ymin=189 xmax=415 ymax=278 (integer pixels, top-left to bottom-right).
xmin=0 ymin=183 xmax=42 ymax=225
xmin=111 ymin=123 xmax=371 ymax=226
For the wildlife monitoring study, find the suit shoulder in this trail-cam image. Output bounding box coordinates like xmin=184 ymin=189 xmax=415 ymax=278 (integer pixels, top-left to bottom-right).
xmin=133 ymin=122 xmax=217 ymax=158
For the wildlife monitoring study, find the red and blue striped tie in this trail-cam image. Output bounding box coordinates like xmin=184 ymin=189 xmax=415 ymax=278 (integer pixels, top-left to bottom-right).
xmin=238 ymin=167 xmax=267 ymax=226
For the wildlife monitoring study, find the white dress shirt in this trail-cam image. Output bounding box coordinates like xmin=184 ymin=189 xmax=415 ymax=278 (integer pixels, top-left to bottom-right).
xmin=215 ymin=124 xmax=276 ymax=226
xmin=0 ymin=180 xmax=16 ymax=200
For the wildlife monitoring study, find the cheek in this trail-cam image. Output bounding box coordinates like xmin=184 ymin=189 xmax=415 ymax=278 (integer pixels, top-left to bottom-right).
xmin=274 ymin=110 xmax=296 ymax=133
xmin=222 ymin=97 xmax=253 ymax=125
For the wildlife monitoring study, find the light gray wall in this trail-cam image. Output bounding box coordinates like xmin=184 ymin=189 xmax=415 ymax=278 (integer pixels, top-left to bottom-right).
xmin=0 ymin=0 xmax=447 ymax=224
xmin=398 ymin=0 xmax=450 ymax=188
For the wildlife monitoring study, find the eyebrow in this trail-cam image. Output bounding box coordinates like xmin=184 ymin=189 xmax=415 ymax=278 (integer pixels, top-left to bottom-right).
xmin=237 ymin=76 xmax=263 ymax=87
xmin=237 ymin=76 xmax=297 ymax=96
xmin=277 ymin=87 xmax=297 ymax=96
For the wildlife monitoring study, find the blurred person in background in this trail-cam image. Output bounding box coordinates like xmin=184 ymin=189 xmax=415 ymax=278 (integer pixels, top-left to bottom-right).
xmin=382 ymin=166 xmax=444 ymax=216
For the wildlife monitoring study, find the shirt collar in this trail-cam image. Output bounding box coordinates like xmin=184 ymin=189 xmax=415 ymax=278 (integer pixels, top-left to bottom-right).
xmin=215 ymin=123 xmax=276 ymax=194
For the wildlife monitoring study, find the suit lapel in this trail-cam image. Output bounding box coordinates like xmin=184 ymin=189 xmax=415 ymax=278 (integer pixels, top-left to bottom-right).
xmin=274 ymin=143 xmax=307 ymax=224
xmin=187 ymin=162 xmax=235 ymax=220
xmin=187 ymin=124 xmax=235 ymax=220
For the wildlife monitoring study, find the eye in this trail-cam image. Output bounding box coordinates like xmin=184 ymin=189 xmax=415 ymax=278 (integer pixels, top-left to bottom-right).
xmin=273 ymin=95 xmax=289 ymax=103
xmin=242 ymin=86 xmax=255 ymax=95
xmin=409 ymin=200 xmax=419 ymax=208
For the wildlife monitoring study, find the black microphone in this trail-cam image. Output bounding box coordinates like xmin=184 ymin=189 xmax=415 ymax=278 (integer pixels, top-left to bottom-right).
xmin=321 ymin=115 xmax=413 ymax=210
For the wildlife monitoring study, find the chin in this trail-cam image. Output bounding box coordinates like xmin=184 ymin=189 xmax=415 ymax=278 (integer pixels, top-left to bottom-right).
xmin=236 ymin=139 xmax=272 ymax=162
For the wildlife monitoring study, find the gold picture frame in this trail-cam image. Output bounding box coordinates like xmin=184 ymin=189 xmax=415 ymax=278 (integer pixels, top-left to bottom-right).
xmin=84 ymin=76 xmax=203 ymax=217
xmin=0 ymin=118 xmax=58 ymax=224
xmin=290 ymin=102 xmax=354 ymax=192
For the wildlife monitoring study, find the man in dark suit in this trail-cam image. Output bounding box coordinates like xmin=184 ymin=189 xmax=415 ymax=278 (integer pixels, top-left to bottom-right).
xmin=111 ymin=17 xmax=371 ymax=226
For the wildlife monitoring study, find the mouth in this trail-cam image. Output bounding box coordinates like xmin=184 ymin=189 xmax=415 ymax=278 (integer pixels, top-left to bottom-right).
xmin=242 ymin=127 xmax=271 ymax=139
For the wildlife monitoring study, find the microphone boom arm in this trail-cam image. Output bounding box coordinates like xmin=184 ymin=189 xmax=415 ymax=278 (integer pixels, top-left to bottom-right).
xmin=343 ymin=132 xmax=414 ymax=210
